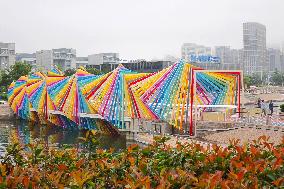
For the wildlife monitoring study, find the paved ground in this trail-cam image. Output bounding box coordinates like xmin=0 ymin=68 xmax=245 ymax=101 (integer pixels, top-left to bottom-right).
xmin=203 ymin=128 xmax=283 ymax=146
xmin=136 ymin=127 xmax=284 ymax=148
xmin=242 ymin=92 xmax=284 ymax=105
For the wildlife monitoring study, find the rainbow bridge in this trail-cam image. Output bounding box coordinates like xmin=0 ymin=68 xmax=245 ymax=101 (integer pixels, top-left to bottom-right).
xmin=7 ymin=60 xmax=243 ymax=136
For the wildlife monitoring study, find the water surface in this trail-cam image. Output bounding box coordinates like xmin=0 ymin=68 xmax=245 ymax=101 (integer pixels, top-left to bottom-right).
xmin=0 ymin=120 xmax=132 ymax=154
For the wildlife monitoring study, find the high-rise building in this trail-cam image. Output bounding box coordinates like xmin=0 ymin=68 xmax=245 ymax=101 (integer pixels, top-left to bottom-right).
xmin=181 ymin=43 xmax=244 ymax=70
xmin=214 ymin=46 xmax=243 ymax=70
xmin=36 ymin=48 xmax=76 ymax=71
xmin=214 ymin=46 xmax=233 ymax=64
xmin=280 ymin=53 xmax=284 ymax=72
xmin=243 ymin=22 xmax=267 ymax=75
xmin=0 ymin=42 xmax=15 ymax=70
xmin=238 ymin=49 xmax=244 ymax=68
xmin=267 ymin=48 xmax=281 ymax=72
xmin=231 ymin=49 xmax=243 ymax=65
xmin=181 ymin=43 xmax=212 ymax=61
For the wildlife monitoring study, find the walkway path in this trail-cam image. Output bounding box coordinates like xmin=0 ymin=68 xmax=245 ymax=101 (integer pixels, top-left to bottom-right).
xmin=204 ymin=127 xmax=283 ymax=146
xmin=136 ymin=126 xmax=284 ymax=148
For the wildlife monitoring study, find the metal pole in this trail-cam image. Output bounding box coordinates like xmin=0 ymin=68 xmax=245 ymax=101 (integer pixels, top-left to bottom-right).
xmin=194 ymin=73 xmax=197 ymax=137
xmin=121 ymin=73 xmax=125 ymax=129
xmin=185 ymin=64 xmax=191 ymax=134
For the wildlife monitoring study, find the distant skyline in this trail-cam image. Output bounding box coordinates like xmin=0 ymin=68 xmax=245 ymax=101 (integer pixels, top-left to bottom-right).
xmin=1 ymin=0 xmax=284 ymax=60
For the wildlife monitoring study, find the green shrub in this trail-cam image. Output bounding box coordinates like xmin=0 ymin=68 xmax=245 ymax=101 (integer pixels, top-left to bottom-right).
xmin=0 ymin=93 xmax=7 ymax=101
xmin=0 ymin=133 xmax=283 ymax=188
xmin=280 ymin=104 xmax=284 ymax=112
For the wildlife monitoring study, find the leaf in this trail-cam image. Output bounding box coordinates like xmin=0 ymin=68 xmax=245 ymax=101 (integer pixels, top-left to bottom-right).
xmin=86 ymin=130 xmax=90 ymax=139
xmin=272 ymin=177 xmax=284 ymax=187
xmin=273 ymin=149 xmax=281 ymax=158
xmin=90 ymin=130 xmax=97 ymax=136
xmin=236 ymin=169 xmax=247 ymax=180
xmin=263 ymin=142 xmax=273 ymax=151
xmin=267 ymin=173 xmax=276 ymax=181
xmin=220 ymin=180 xmax=230 ymax=189
xmin=272 ymin=157 xmax=283 ymax=170
xmin=258 ymin=135 xmax=268 ymax=142
xmin=58 ymin=164 xmax=68 ymax=171
xmin=22 ymin=176 xmax=29 ymax=189
xmin=209 ymin=171 xmax=223 ymax=189
xmin=228 ymin=172 xmax=238 ymax=180
xmin=250 ymin=145 xmax=259 ymax=156
xmin=233 ymin=161 xmax=243 ymax=169
xmin=127 ymin=144 xmax=139 ymax=152
xmin=141 ymin=148 xmax=151 ymax=156
xmin=76 ymin=159 xmax=85 ymax=168
xmin=0 ymin=164 xmax=6 ymax=177
xmin=34 ymin=148 xmax=43 ymax=158
xmin=128 ymin=156 xmax=135 ymax=167
xmin=71 ymin=170 xmax=94 ymax=187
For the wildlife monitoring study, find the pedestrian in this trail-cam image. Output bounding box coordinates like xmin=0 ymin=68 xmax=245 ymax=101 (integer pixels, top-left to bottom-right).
xmin=257 ymin=98 xmax=261 ymax=108
xmin=260 ymin=100 xmax=266 ymax=116
xmin=269 ymin=100 xmax=274 ymax=115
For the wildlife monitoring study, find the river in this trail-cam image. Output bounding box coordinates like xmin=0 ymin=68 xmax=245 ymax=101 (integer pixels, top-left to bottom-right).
xmin=0 ymin=120 xmax=136 ymax=155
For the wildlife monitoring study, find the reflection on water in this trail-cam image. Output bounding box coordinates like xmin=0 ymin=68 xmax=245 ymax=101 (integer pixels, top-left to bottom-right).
xmin=0 ymin=120 xmax=133 ymax=154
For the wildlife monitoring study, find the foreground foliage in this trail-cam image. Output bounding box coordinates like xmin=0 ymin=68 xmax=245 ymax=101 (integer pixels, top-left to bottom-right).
xmin=0 ymin=131 xmax=283 ymax=189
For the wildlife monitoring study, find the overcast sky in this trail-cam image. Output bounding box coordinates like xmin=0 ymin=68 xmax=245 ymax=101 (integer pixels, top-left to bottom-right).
xmin=0 ymin=0 xmax=283 ymax=60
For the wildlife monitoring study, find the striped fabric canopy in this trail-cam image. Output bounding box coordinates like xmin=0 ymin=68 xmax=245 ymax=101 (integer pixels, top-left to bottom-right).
xmin=8 ymin=61 xmax=242 ymax=135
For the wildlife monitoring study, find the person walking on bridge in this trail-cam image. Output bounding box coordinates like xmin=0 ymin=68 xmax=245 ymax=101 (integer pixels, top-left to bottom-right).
xmin=260 ymin=100 xmax=267 ymax=117
xmin=257 ymin=98 xmax=261 ymax=108
xmin=269 ymin=100 xmax=274 ymax=115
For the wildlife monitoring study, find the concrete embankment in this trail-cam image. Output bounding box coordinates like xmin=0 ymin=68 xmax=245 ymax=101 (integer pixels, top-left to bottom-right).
xmin=0 ymin=103 xmax=14 ymax=121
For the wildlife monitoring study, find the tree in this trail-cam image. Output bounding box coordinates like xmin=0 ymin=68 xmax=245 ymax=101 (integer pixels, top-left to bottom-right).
xmin=0 ymin=70 xmax=6 ymax=93
xmin=64 ymin=68 xmax=76 ymax=76
xmin=86 ymin=67 xmax=103 ymax=75
xmin=0 ymin=62 xmax=32 ymax=92
xmin=262 ymin=72 xmax=270 ymax=85
xmin=0 ymin=71 xmax=10 ymax=92
xmin=271 ymin=71 xmax=284 ymax=86
xmin=0 ymin=70 xmax=3 ymax=86
xmin=9 ymin=62 xmax=32 ymax=80
xmin=250 ymin=73 xmax=262 ymax=86
xmin=243 ymin=75 xmax=252 ymax=88
xmin=243 ymin=74 xmax=262 ymax=87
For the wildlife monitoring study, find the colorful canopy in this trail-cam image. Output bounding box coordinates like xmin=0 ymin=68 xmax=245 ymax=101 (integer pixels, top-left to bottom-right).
xmin=8 ymin=61 xmax=242 ymax=135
